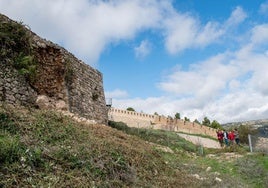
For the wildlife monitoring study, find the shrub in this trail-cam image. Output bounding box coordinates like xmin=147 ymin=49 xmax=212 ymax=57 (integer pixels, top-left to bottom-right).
xmin=108 ymin=121 xmax=130 ymax=132
xmin=0 ymin=18 xmax=31 ymax=59
xmin=14 ymin=53 xmax=37 ymax=83
xmin=0 ymin=17 xmax=37 ymax=83
xmin=238 ymin=125 xmax=258 ymax=144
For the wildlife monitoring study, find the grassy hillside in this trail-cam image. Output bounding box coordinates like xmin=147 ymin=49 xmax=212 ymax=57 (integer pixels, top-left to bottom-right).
xmin=1 ymin=104 xmax=268 ymax=187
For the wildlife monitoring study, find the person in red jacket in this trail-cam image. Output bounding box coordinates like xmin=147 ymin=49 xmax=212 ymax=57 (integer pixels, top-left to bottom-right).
xmin=228 ymin=130 xmax=235 ymax=145
xmin=216 ymin=129 xmax=224 ymax=147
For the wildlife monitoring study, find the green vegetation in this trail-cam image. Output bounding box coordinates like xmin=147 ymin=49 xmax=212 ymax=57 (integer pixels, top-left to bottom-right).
xmin=174 ymin=112 xmax=180 ymax=119
xmin=1 ymin=105 xmax=268 ymax=187
xmin=194 ymin=119 xmax=201 ymax=124
xmin=108 ymin=121 xmax=197 ymax=153
xmin=0 ymin=17 xmax=30 ymax=58
xmin=210 ymin=120 xmax=222 ymax=129
xmin=13 ymin=52 xmax=37 ymax=83
xmin=126 ymin=107 xmax=135 ymax=112
xmin=0 ymin=15 xmax=37 ymax=83
xmin=109 ymin=121 xmax=268 ymax=187
xmin=0 ymin=105 xmax=197 ymax=187
xmin=237 ymin=124 xmax=258 ymax=144
xmin=64 ymin=58 xmax=74 ymax=86
xmin=184 ymin=116 xmax=190 ymax=122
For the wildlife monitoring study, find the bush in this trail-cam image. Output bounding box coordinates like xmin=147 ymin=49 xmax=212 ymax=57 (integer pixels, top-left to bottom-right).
xmin=0 ymin=18 xmax=31 ymax=59
xmin=108 ymin=121 xmax=130 ymax=132
xmin=14 ymin=53 xmax=37 ymax=83
xmin=0 ymin=16 xmax=37 ymax=83
xmin=238 ymin=125 xmax=258 ymax=144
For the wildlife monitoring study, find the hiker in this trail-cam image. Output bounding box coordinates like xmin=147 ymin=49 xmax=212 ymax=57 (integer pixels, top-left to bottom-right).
xmin=234 ymin=128 xmax=240 ymax=145
xmin=223 ymin=130 xmax=229 ymax=146
xmin=216 ymin=129 xmax=224 ymax=147
xmin=228 ymin=130 xmax=235 ymax=145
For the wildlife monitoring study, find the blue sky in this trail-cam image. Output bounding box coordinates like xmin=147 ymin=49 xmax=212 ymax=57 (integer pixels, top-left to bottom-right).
xmin=1 ymin=0 xmax=268 ymax=123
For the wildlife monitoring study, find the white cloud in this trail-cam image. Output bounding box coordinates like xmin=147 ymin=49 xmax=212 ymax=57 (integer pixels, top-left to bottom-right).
xmin=102 ymin=3 xmax=268 ymax=124
xmin=158 ymin=53 xmax=239 ymax=102
xmin=163 ymin=6 xmax=246 ymax=54
xmin=113 ymin=89 xmax=268 ymax=124
xmin=150 ymin=21 xmax=268 ymax=123
xmin=259 ymin=1 xmax=268 ymax=15
xmin=163 ymin=13 xmax=198 ymax=54
xmin=112 ymin=96 xmax=178 ymax=115
xmin=0 ymin=0 xmax=168 ymax=65
xmin=105 ymin=89 xmax=128 ymax=99
xmin=1 ymin=0 xmax=268 ymax=124
xmin=250 ymin=24 xmax=268 ymax=45
xmin=225 ymin=6 xmax=247 ymax=28
xmin=134 ymin=40 xmax=152 ymax=59
xmin=195 ymin=21 xmax=224 ymax=46
xmin=228 ymin=79 xmax=241 ymax=91
xmin=0 ymin=0 xmax=247 ymax=64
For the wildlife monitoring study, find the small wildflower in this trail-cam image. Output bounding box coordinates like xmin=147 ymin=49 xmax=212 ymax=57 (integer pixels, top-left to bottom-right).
xmin=20 ymin=156 xmax=26 ymax=162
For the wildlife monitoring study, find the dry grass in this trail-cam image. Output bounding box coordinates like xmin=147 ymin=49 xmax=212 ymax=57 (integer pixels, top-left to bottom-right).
xmin=1 ymin=104 xmax=268 ymax=187
xmin=0 ymin=105 xmax=198 ymax=187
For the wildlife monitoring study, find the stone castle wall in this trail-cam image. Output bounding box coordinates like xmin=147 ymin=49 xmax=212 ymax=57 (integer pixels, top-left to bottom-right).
xmin=109 ymin=108 xmax=155 ymax=128
xmin=0 ymin=63 xmax=37 ymax=107
xmin=0 ymin=14 xmax=107 ymax=124
xmin=109 ymin=108 xmax=217 ymax=138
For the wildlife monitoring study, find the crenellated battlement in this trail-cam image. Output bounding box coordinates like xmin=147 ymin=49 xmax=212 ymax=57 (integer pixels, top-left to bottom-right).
xmin=109 ymin=107 xmax=217 ymax=138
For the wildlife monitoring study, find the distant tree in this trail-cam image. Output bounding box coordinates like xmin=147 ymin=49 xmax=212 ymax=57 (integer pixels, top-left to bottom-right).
xmin=194 ymin=119 xmax=201 ymax=124
xmin=238 ymin=125 xmax=258 ymax=144
xmin=202 ymin=117 xmax=211 ymax=127
xmin=154 ymin=112 xmax=159 ymax=116
xmin=175 ymin=112 xmax=180 ymax=119
xmin=211 ymin=120 xmax=222 ymax=129
xmin=126 ymin=107 xmax=135 ymax=112
xmin=184 ymin=117 xmax=190 ymax=122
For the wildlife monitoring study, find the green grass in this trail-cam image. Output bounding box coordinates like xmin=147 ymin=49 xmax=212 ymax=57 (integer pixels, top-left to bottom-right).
xmin=109 ymin=120 xmax=268 ymax=188
xmin=1 ymin=106 xmax=268 ymax=187
xmin=0 ymin=105 xmax=198 ymax=187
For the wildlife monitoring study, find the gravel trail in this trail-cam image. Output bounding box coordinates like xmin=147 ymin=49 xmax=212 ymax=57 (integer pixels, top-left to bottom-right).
xmin=177 ymin=133 xmax=221 ymax=149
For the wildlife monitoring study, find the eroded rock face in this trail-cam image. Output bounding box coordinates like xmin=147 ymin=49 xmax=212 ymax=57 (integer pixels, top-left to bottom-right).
xmin=55 ymin=100 xmax=67 ymax=111
xmin=36 ymin=95 xmax=51 ymax=109
xmin=36 ymin=95 xmax=67 ymax=111
xmin=0 ymin=13 xmax=108 ymax=124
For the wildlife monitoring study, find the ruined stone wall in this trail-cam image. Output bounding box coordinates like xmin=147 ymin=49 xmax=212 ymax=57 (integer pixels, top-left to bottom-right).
xmin=0 ymin=14 xmax=107 ymax=124
xmin=109 ymin=108 xmax=217 ymax=138
xmin=63 ymin=51 xmax=107 ymax=124
xmin=0 ymin=62 xmax=37 ymax=107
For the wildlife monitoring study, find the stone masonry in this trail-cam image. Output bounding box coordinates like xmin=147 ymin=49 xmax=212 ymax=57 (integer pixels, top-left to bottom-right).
xmin=0 ymin=14 xmax=108 ymax=124
xmin=109 ymin=108 xmax=217 ymax=138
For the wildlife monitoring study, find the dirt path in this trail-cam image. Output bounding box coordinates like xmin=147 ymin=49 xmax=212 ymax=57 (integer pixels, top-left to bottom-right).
xmin=177 ymin=133 xmax=221 ymax=149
